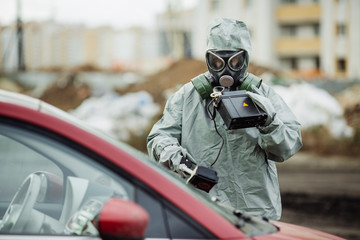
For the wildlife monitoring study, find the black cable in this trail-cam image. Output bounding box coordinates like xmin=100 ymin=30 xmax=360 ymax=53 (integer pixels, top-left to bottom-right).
xmin=207 ymin=99 xmax=225 ymax=167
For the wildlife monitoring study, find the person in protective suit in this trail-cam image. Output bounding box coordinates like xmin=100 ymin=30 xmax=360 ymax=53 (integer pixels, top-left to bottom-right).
xmin=147 ymin=18 xmax=302 ymax=220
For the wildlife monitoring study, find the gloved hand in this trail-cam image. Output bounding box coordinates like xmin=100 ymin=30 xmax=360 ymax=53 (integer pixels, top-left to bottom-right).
xmin=247 ymin=90 xmax=276 ymax=127
xmin=159 ymin=145 xmax=194 ymax=177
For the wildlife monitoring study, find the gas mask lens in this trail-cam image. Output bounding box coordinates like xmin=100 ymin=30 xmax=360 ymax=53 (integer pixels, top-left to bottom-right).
xmin=207 ymin=51 xmax=225 ymax=71
xmin=206 ymin=50 xmax=246 ymax=72
xmin=228 ymin=50 xmax=246 ymax=71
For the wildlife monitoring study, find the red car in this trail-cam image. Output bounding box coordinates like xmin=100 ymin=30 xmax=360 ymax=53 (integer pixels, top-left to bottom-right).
xmin=0 ymin=89 xmax=344 ymax=240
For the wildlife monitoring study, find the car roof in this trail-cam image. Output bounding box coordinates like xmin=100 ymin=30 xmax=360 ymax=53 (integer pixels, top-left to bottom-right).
xmin=0 ymin=89 xmax=112 ymax=139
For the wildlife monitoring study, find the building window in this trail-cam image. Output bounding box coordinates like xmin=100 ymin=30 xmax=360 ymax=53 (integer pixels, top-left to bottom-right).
xmin=281 ymin=25 xmax=297 ymax=36
xmin=280 ymin=57 xmax=298 ymax=70
xmin=337 ymin=58 xmax=346 ymax=72
xmin=313 ymin=23 xmax=320 ymax=36
xmin=336 ymin=24 xmax=346 ymax=36
xmin=290 ymin=57 xmax=298 ymax=70
xmin=336 ymin=0 xmax=346 ymax=5
xmin=282 ymin=0 xmax=297 ymax=4
xmin=315 ymin=56 xmax=320 ymax=69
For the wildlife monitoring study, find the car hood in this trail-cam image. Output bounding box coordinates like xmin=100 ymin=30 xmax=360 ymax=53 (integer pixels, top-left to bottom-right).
xmin=253 ymin=221 xmax=345 ymax=240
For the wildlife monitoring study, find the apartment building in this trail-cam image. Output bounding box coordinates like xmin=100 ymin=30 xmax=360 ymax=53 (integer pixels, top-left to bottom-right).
xmin=24 ymin=23 xmax=113 ymax=71
xmin=0 ymin=21 xmax=161 ymax=73
xmin=275 ymin=0 xmax=360 ymax=80
xmin=1 ymin=0 xmax=359 ymax=80
xmin=191 ymin=0 xmax=360 ymax=80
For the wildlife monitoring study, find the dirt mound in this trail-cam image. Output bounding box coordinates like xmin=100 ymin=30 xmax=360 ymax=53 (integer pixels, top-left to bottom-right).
xmin=117 ymin=58 xmax=207 ymax=104
xmin=117 ymin=58 xmax=278 ymax=106
xmin=336 ymin=84 xmax=360 ymax=130
xmin=39 ymin=73 xmax=91 ymax=111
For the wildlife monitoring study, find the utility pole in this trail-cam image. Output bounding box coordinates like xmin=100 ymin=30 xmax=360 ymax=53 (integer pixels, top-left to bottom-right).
xmin=16 ymin=0 xmax=25 ymax=71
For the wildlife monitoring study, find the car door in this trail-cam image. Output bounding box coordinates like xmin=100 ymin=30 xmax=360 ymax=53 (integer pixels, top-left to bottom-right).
xmin=0 ymin=116 xmax=215 ymax=239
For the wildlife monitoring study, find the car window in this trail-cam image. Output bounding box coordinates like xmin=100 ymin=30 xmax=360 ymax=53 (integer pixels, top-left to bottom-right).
xmin=135 ymin=188 xmax=168 ymax=237
xmin=0 ymin=119 xmax=214 ymax=239
xmin=136 ymin=186 xmax=213 ymax=238
xmin=0 ymin=120 xmax=134 ymax=236
xmin=0 ymin=135 xmax=63 ymax=203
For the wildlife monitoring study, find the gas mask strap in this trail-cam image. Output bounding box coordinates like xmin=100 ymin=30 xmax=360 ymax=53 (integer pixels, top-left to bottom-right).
xmin=191 ymin=74 xmax=213 ymax=100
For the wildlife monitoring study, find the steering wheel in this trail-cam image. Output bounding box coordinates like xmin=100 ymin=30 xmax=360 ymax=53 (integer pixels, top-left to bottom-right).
xmin=0 ymin=173 xmax=42 ymax=233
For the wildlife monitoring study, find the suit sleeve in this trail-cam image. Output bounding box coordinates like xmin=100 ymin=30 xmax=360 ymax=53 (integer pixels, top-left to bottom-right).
xmin=147 ymin=87 xmax=185 ymax=171
xmin=256 ymin=84 xmax=303 ymax=162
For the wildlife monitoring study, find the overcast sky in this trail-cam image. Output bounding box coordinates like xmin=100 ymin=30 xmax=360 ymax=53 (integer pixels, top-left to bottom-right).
xmin=0 ymin=0 xmax=198 ymax=29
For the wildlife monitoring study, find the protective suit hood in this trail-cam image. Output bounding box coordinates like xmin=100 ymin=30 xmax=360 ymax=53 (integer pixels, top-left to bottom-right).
xmin=206 ymin=18 xmax=251 ymax=69
xmin=206 ymin=18 xmax=252 ymax=89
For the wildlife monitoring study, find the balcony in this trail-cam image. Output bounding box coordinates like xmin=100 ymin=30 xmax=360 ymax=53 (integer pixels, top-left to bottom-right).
xmin=276 ymin=37 xmax=321 ymax=56
xmin=276 ymin=4 xmax=321 ymax=23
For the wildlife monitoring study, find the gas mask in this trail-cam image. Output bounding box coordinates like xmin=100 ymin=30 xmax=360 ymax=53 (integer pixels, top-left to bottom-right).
xmin=206 ymin=50 xmax=247 ymax=91
xmin=192 ymin=52 xmax=262 ymax=100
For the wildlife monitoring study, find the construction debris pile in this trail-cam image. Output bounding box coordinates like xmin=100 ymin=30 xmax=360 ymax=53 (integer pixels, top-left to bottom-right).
xmin=1 ymin=59 xmax=359 ymax=155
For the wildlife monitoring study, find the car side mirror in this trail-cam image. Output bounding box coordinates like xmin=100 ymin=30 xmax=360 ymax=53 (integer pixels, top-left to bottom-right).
xmin=96 ymin=198 xmax=149 ymax=240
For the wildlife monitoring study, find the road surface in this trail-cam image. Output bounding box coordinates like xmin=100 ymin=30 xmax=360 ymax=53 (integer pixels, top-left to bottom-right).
xmin=277 ymin=151 xmax=360 ymax=239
